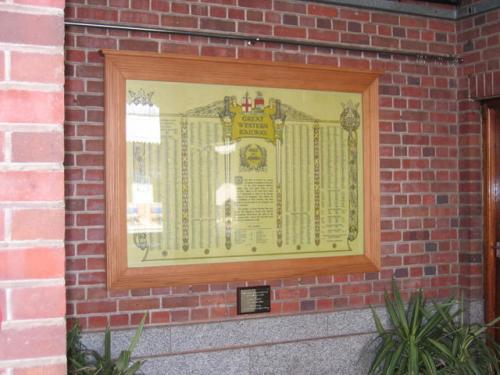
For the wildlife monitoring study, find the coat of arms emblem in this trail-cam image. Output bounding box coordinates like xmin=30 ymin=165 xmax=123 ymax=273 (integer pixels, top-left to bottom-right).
xmin=240 ymin=144 xmax=267 ymax=171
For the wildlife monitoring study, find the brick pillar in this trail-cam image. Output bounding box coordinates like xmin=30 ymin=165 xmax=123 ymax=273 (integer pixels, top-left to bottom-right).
xmin=0 ymin=1 xmax=66 ymax=374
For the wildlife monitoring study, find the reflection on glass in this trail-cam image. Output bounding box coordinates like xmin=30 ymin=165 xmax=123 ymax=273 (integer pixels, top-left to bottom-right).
xmin=215 ymin=183 xmax=237 ymax=206
xmin=126 ymin=90 xmax=162 ymax=236
xmin=126 ymin=89 xmax=161 ymax=144
xmin=214 ymin=143 xmax=236 ymax=155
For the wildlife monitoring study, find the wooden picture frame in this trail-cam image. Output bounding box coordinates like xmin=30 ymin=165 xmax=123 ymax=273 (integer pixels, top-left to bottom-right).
xmin=104 ymin=50 xmax=381 ymax=289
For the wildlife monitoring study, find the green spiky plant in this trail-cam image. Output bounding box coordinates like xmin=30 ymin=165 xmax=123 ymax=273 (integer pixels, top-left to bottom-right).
xmin=66 ymin=315 xmax=146 ymax=375
xmin=83 ymin=314 xmax=146 ymax=375
xmin=430 ymin=298 xmax=500 ymax=375
xmin=67 ymin=321 xmax=88 ymax=374
xmin=369 ymin=280 xmax=450 ymax=375
xmin=368 ymin=280 xmax=500 ymax=375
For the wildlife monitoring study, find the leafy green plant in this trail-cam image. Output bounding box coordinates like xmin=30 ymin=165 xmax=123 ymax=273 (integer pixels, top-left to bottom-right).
xmin=67 ymin=321 xmax=88 ymax=374
xmin=369 ymin=280 xmax=450 ymax=374
xmin=66 ymin=315 xmax=146 ymax=375
xmin=368 ymin=280 xmax=500 ymax=375
xmin=430 ymin=299 xmax=500 ymax=375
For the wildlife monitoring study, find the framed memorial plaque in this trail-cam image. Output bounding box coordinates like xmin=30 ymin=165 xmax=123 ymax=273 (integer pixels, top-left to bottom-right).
xmin=104 ymin=50 xmax=381 ymax=289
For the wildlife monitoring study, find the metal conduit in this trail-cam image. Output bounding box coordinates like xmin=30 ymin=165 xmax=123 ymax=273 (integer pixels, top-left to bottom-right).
xmin=65 ymin=20 xmax=463 ymax=65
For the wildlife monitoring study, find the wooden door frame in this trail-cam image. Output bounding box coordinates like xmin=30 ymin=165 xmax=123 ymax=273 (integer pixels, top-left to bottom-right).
xmin=483 ymin=98 xmax=500 ymax=324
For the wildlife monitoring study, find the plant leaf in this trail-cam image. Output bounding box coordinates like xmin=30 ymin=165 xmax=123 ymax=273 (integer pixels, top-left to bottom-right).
xmin=429 ymin=338 xmax=452 ymax=358
xmin=371 ymin=306 xmax=386 ymax=335
xmin=128 ymin=314 xmax=146 ymax=353
xmin=391 ymin=280 xmax=410 ymax=338
xmin=123 ymin=361 xmax=143 ymax=375
xmin=421 ymin=350 xmax=437 ymax=375
xmin=368 ymin=338 xmax=395 ymax=374
xmin=118 ymin=350 xmax=133 ymax=370
xmin=104 ymin=326 xmax=112 ymax=362
xmin=408 ymin=342 xmax=419 ymax=375
xmin=386 ymin=343 xmax=404 ymax=375
xmin=408 ymin=292 xmax=422 ymax=338
xmin=384 ymin=290 xmax=406 ymax=339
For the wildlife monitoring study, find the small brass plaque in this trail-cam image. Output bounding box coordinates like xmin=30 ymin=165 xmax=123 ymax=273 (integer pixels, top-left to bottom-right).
xmin=237 ymin=286 xmax=271 ymax=315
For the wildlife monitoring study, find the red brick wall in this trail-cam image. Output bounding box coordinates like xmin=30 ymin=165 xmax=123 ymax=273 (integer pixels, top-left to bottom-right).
xmin=457 ymin=8 xmax=500 ymax=299
xmin=64 ymin=0 xmax=494 ymax=330
xmin=458 ymin=10 xmax=500 ymax=100
xmin=0 ymin=1 xmax=66 ymax=374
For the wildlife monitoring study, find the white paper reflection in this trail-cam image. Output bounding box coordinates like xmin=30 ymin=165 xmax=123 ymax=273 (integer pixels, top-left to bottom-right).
xmin=126 ymin=102 xmax=161 ymax=144
xmin=127 ymin=202 xmax=162 ymax=233
xmin=214 ymin=143 xmax=236 ymax=155
xmin=216 ymin=183 xmax=237 ymax=205
xmin=132 ymin=183 xmax=153 ymax=204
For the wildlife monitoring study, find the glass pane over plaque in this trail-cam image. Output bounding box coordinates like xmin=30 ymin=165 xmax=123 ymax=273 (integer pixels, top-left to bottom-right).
xmin=125 ymin=80 xmax=364 ymax=267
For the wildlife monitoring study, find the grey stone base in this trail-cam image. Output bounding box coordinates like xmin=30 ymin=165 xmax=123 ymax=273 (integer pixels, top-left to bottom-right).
xmin=81 ymin=299 xmax=484 ymax=375
xmin=141 ymin=333 xmax=375 ymax=375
